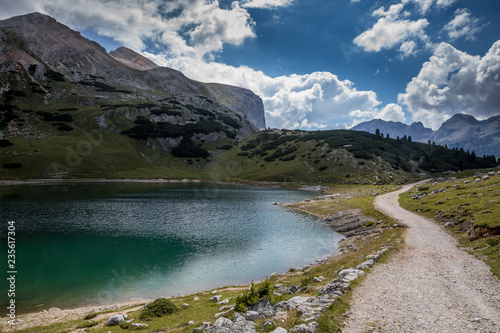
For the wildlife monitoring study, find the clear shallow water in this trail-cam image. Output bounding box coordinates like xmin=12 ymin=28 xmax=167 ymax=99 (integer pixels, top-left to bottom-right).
xmin=0 ymin=182 xmax=342 ymax=314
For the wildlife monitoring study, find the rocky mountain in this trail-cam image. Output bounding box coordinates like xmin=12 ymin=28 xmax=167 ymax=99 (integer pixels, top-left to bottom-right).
xmin=353 ymin=114 xmax=500 ymax=158
xmin=0 ymin=13 xmax=272 ymax=178
xmin=429 ymin=114 xmax=500 ymax=157
xmin=109 ymin=47 xmax=159 ymax=71
xmin=0 ymin=12 xmax=265 ymax=131
xmin=352 ymin=119 xmax=433 ymax=142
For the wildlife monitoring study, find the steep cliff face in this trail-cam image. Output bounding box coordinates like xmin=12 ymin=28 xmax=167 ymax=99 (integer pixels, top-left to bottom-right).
xmin=203 ymin=83 xmax=266 ymax=130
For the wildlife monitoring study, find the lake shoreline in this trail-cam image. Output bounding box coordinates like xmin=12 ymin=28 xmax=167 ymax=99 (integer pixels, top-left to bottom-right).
xmin=0 ymin=178 xmax=305 ymax=191
xmin=0 ymin=181 xmax=336 ymax=327
xmin=0 ymin=241 xmax=350 ymax=331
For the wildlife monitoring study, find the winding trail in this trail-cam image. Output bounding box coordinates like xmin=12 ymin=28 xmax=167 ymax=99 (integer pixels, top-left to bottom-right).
xmin=343 ymin=182 xmax=500 ymax=333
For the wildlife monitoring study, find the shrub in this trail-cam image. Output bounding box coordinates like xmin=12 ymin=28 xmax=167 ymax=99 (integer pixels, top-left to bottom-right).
xmin=319 ymin=166 xmax=328 ymax=171
xmin=120 ymin=321 xmax=132 ymax=329
xmin=3 ymin=163 xmax=22 ymax=169
xmin=184 ymin=121 xmax=223 ymax=134
xmin=151 ymin=108 xmax=181 ymax=116
xmin=234 ymin=280 xmax=271 ymax=313
xmin=56 ymin=124 xmax=74 ymax=131
xmin=241 ymin=140 xmax=260 ymax=151
xmin=139 ymin=298 xmax=179 ymax=320
xmin=0 ymin=139 xmax=14 ymax=147
xmin=216 ymin=145 xmax=233 ymax=150
xmin=223 ymin=130 xmax=236 ymax=139
xmin=84 ymin=313 xmax=97 ymax=320
xmin=45 ymin=69 xmax=65 ymax=82
xmin=76 ymin=321 xmax=97 ymax=329
xmin=366 ymin=221 xmax=375 ymax=227
xmin=171 ymin=138 xmax=210 ymax=158
xmin=418 ymin=186 xmax=430 ymax=192
xmin=57 ymin=108 xmax=78 ymax=111
xmin=487 ymin=237 xmax=499 ymax=247
xmin=218 ymin=115 xmax=241 ymax=129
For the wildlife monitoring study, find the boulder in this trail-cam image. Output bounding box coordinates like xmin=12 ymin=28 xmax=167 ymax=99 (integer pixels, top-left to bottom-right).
xmin=244 ymin=310 xmax=261 ymax=321
xmin=356 ymin=259 xmax=375 ymax=270
xmin=273 ymin=296 xmax=310 ymax=311
xmin=106 ymin=314 xmax=128 ymax=326
xmin=260 ymin=319 xmax=277 ymax=332
xmin=339 ymin=269 xmax=365 ymax=282
xmin=209 ymin=295 xmax=221 ymax=302
xmin=270 ymin=328 xmax=288 ymax=333
xmin=296 ymin=304 xmax=318 ymax=317
xmin=289 ymin=321 xmax=318 ymax=333
xmin=316 ymin=281 xmax=344 ymax=296
xmin=193 ymin=313 xmax=257 ymax=333
xmin=248 ymin=298 xmax=275 ymax=317
xmin=444 ymin=222 xmax=454 ymax=228
xmin=287 ymin=284 xmax=299 ymax=294
xmin=130 ymin=323 xmax=149 ymax=329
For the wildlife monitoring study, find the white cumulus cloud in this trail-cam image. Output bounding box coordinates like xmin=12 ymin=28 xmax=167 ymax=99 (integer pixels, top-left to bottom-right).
xmin=0 ymin=0 xmax=256 ymax=58
xmin=412 ymin=0 xmax=456 ymax=14
xmin=241 ymin=0 xmax=293 ymax=9
xmin=443 ymin=8 xmax=485 ymax=41
xmin=0 ymin=0 xmax=416 ymax=130
xmin=398 ymin=40 xmax=500 ymax=129
xmin=149 ymin=54 xmax=383 ymax=129
xmin=354 ymin=16 xmax=429 ymax=53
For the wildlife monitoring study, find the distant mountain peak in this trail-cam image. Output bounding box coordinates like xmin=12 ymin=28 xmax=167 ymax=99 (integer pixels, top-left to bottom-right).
xmin=5 ymin=12 xmax=56 ymax=24
xmin=445 ymin=113 xmax=479 ymax=125
xmin=109 ymin=47 xmax=158 ymax=71
xmin=353 ymin=114 xmax=500 ymax=158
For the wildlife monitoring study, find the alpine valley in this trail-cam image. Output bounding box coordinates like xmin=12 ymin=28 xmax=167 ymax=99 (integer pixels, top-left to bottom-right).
xmin=0 ymin=13 xmax=498 ymax=183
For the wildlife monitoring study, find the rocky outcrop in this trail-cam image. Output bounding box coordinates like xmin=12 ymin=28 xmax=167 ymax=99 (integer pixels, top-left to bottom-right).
xmin=324 ymin=209 xmax=378 ymax=238
xmin=193 ymin=313 xmax=256 ymax=333
xmin=188 ymin=244 xmax=390 ymax=333
xmin=204 ymin=83 xmax=266 ymax=130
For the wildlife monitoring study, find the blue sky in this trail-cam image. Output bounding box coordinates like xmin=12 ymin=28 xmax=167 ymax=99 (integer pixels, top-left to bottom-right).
xmin=1 ymin=0 xmax=499 ymax=130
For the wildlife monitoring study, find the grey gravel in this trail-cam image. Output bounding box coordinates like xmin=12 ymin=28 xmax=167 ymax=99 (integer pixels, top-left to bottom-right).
xmin=343 ymin=182 xmax=500 ymax=333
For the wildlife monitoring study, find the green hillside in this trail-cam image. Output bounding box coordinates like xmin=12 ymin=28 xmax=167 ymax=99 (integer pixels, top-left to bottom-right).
xmin=213 ymin=129 xmax=498 ymax=184
xmin=1 ymin=76 xmax=497 ymax=182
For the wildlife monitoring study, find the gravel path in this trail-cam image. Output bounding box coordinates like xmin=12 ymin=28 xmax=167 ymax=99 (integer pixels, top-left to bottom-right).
xmin=343 ymin=182 xmax=500 ymax=333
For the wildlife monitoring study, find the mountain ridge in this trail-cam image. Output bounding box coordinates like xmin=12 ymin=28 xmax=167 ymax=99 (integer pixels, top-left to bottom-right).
xmin=0 ymin=12 xmax=266 ymax=130
xmin=352 ymin=114 xmax=500 ymax=158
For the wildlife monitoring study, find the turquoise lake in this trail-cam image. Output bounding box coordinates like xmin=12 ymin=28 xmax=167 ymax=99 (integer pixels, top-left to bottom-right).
xmin=0 ymin=182 xmax=343 ymax=314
